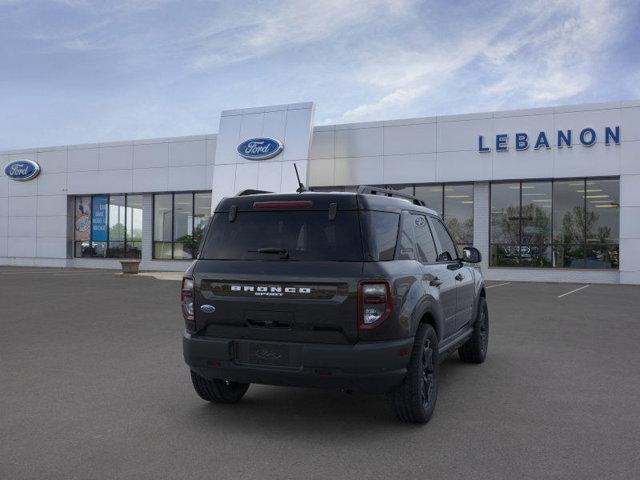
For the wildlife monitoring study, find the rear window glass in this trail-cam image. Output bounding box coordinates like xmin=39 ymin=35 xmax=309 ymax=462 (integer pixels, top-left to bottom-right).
xmin=362 ymin=211 xmax=399 ymax=261
xmin=200 ymin=211 xmax=364 ymax=261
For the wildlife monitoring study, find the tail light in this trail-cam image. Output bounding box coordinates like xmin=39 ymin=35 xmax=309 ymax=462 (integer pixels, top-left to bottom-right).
xmin=181 ymin=276 xmax=195 ymax=321
xmin=358 ymin=281 xmax=392 ymax=330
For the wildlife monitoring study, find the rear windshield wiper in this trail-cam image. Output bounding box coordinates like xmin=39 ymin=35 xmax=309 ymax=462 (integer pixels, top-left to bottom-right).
xmin=248 ymin=247 xmax=290 ymax=259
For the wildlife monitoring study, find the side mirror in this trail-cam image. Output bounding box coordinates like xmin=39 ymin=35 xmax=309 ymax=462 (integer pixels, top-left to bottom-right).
xmin=462 ymin=246 xmax=481 ymax=263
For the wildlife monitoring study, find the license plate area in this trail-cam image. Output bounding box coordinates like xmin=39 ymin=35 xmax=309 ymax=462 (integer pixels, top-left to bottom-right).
xmin=234 ymin=341 xmax=301 ymax=368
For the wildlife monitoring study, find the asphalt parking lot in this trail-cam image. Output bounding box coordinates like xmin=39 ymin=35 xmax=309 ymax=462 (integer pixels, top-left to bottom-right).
xmin=1 ymin=268 xmax=639 ymax=480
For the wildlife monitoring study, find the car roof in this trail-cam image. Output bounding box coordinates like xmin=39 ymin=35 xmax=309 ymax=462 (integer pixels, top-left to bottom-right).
xmin=215 ymin=190 xmax=440 ymax=216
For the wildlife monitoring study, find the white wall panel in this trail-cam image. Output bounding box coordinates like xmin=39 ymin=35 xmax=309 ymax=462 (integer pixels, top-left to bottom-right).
xmin=68 ymin=147 xmax=99 ymax=172
xmin=8 ymin=196 xmax=37 ymax=216
xmin=37 ymin=195 xmax=67 ymax=217
xmin=37 ymin=215 xmax=67 ymax=237
xmin=0 ymin=198 xmax=6 ymax=217
xmin=206 ymin=138 xmax=217 ymax=164
xmin=492 ymin=145 xmax=554 ymax=180
xmin=36 ymin=237 xmax=67 ymax=258
xmin=335 ymin=127 xmax=382 ymax=158
xmin=553 ymin=142 xmax=620 ymax=178
xmin=67 ymin=171 xmax=102 ymax=195
xmin=262 ymin=110 xmax=286 ymax=143
xmin=258 ymin=162 xmax=283 ymax=191
xmin=620 ymin=107 xmax=640 ymax=142
xmin=620 ymin=140 xmax=640 ymax=175
xmin=437 ymin=151 xmax=492 ymax=182
xmin=7 ymin=237 xmax=36 ymax=257
xmin=134 ymin=142 xmax=169 ymax=169
xmin=282 ymin=106 xmax=315 ymax=162
xmin=133 ymin=167 xmax=169 ymax=192
xmin=37 ymin=172 xmax=67 ymax=196
xmin=383 ymin=123 xmax=436 ymax=155
xmin=309 ymin=130 xmax=334 ymax=160
xmin=8 ymin=178 xmax=37 ymax=196
xmin=97 ymin=169 xmax=133 ymax=193
xmin=437 ymin=118 xmax=494 ymax=152
xmin=620 ymin=174 xmax=640 ymax=207
xmin=8 ymin=217 xmax=36 ymax=237
xmin=234 ymin=162 xmax=259 ymax=193
xmin=167 ymin=165 xmax=208 ymax=191
xmin=169 ymin=140 xmax=206 ymax=167
xmin=308 ymin=158 xmax=335 ymax=186
xmin=211 ymin=164 xmax=237 ymax=208
xmin=334 ymin=156 xmax=383 ymax=186
xmin=36 ymin=149 xmax=67 ymax=173
xmin=99 ymin=144 xmax=133 ymax=170
xmin=382 ymin=154 xmax=437 ymax=184
xmin=215 ymin=114 xmax=243 ymax=165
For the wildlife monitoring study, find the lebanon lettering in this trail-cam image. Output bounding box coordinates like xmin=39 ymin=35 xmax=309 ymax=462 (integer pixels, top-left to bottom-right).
xmin=478 ymin=126 xmax=620 ymax=152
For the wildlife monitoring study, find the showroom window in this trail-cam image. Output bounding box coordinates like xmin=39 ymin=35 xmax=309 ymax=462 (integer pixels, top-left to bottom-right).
xmin=311 ymin=183 xmax=473 ymax=249
xmin=153 ymin=191 xmax=212 ymax=260
xmin=490 ymin=178 xmax=619 ymax=269
xmin=74 ymin=194 xmax=143 ymax=258
xmin=393 ymin=183 xmax=474 ymax=250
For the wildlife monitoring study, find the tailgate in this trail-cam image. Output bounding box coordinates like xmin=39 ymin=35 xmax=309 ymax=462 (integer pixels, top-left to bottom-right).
xmin=193 ymin=260 xmax=363 ymax=344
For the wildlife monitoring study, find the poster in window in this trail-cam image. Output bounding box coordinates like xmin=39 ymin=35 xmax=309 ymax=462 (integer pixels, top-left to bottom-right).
xmin=91 ymin=195 xmax=108 ymax=242
xmin=75 ymin=196 xmax=91 ymax=241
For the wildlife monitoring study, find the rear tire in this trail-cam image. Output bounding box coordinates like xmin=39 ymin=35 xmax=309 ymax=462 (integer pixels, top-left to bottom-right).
xmin=458 ymin=296 xmax=489 ymax=364
xmin=388 ymin=324 xmax=438 ymax=424
xmin=190 ymin=370 xmax=250 ymax=404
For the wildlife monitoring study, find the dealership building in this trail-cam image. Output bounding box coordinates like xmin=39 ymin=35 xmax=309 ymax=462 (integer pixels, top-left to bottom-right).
xmin=1 ymin=100 xmax=639 ymax=284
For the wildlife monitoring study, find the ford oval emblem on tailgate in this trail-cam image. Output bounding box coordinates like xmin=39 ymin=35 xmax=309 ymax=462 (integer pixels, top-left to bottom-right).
xmin=200 ymin=304 xmax=216 ymax=314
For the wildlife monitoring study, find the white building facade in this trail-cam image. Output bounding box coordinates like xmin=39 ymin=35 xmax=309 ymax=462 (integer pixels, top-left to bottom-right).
xmin=1 ymin=100 xmax=639 ymax=284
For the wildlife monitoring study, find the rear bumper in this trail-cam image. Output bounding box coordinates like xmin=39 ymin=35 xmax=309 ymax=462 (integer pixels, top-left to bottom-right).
xmin=183 ymin=333 xmax=414 ymax=394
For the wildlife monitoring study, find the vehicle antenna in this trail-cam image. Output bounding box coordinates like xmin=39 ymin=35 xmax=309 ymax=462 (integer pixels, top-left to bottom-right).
xmin=294 ymin=163 xmax=307 ymax=193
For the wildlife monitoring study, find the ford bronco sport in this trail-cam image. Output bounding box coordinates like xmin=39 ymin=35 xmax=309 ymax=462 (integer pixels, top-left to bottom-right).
xmin=182 ymin=186 xmax=488 ymax=423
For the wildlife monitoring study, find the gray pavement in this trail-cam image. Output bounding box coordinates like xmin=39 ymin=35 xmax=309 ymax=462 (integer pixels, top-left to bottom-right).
xmin=1 ymin=267 xmax=639 ymax=479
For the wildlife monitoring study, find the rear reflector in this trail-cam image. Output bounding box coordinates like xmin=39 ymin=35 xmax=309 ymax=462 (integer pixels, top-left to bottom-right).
xmin=253 ymin=200 xmax=313 ymax=209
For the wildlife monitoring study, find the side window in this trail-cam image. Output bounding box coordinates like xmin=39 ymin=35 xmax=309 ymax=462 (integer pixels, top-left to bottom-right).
xmin=431 ymin=218 xmax=458 ymax=262
xmin=397 ymin=213 xmax=416 ymax=260
xmin=364 ymin=211 xmax=399 ymax=261
xmin=413 ymin=214 xmax=438 ymax=263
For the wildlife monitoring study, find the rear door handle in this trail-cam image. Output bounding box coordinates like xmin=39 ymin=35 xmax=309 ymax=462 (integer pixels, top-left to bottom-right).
xmin=455 ymin=273 xmax=464 ymax=281
xmin=429 ymin=277 xmax=442 ymax=287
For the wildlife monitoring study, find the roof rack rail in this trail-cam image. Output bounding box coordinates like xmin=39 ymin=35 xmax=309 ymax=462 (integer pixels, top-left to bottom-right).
xmin=356 ymin=185 xmax=426 ymax=207
xmin=236 ymin=189 xmax=273 ymax=196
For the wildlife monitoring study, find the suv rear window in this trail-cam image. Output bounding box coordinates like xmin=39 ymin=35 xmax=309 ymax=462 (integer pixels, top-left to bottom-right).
xmin=200 ymin=211 xmax=364 ymax=261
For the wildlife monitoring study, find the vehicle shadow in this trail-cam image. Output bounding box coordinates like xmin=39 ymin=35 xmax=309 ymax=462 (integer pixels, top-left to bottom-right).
xmin=177 ymin=356 xmax=468 ymax=438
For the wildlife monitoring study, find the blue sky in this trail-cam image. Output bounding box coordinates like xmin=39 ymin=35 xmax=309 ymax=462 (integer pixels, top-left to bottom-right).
xmin=1 ymin=0 xmax=639 ymax=150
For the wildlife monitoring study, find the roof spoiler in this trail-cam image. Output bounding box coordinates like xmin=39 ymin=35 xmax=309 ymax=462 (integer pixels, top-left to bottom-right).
xmin=236 ymin=189 xmax=273 ymax=196
xmin=357 ymin=186 xmax=426 ymax=207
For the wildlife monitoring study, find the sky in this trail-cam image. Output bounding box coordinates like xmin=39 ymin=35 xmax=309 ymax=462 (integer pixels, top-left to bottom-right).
xmin=1 ymin=0 xmax=639 ymax=150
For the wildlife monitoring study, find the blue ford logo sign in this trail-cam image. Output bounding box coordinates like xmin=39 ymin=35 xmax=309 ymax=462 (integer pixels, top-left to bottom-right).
xmin=237 ymin=137 xmax=283 ymax=160
xmin=4 ymin=159 xmax=41 ymax=181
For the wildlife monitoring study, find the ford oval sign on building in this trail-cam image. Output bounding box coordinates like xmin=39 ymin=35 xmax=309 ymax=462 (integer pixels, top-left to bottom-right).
xmin=237 ymin=137 xmax=283 ymax=160
xmin=4 ymin=159 xmax=41 ymax=181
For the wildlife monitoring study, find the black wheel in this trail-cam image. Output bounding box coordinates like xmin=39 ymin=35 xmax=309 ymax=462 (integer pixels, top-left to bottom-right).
xmin=190 ymin=370 xmax=250 ymax=404
xmin=458 ymin=296 xmax=489 ymax=364
xmin=388 ymin=324 xmax=438 ymax=424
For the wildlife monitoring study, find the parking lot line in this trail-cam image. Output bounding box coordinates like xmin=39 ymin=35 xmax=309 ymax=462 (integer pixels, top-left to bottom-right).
xmin=486 ymin=282 xmax=511 ymax=289
xmin=557 ymin=284 xmax=590 ymax=298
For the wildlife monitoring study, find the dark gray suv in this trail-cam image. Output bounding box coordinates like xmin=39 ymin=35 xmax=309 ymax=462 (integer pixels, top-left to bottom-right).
xmin=182 ymin=186 xmax=488 ymax=423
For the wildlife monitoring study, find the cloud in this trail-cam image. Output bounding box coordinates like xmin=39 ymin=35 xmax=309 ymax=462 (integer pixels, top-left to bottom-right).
xmin=190 ymin=0 xmax=415 ymax=70
xmin=334 ymin=0 xmax=627 ymax=122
